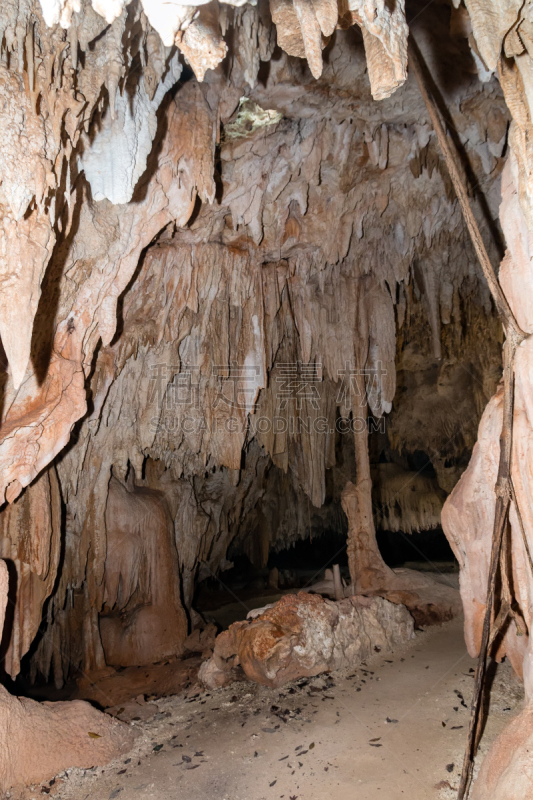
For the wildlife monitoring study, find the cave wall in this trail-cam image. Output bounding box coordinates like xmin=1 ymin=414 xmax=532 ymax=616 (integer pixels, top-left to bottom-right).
xmin=0 ymin=0 xmax=506 ymax=680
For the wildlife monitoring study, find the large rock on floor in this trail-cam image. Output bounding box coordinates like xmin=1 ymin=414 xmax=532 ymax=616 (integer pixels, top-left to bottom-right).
xmin=305 ymin=567 xmax=462 ymax=628
xmin=373 ymin=568 xmax=463 ymax=628
xmin=0 ymin=687 xmax=136 ymax=793
xmin=200 ymin=591 xmax=414 ymax=689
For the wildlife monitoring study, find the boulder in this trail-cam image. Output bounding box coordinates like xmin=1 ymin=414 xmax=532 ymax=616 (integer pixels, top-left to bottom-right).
xmin=200 ymin=591 xmax=414 ymax=690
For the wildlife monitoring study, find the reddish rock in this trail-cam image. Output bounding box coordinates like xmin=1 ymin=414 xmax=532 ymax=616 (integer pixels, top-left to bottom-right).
xmin=470 ymin=702 xmax=533 ymax=800
xmin=184 ymin=623 xmax=218 ymax=654
xmin=0 ymin=560 xmax=135 ymax=793
xmin=99 ymin=478 xmax=188 ymax=667
xmin=201 ymin=591 xmax=414 ymax=690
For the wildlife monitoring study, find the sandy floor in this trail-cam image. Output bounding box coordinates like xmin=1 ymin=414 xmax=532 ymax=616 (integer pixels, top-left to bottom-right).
xmin=31 ymin=617 xmax=523 ymax=800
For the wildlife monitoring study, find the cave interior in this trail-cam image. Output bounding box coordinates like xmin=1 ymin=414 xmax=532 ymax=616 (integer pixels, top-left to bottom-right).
xmin=0 ymin=1 xmax=532 ymax=798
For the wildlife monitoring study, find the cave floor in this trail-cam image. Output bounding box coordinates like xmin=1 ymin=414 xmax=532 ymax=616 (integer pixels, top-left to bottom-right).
xmin=38 ymin=617 xmax=523 ymax=800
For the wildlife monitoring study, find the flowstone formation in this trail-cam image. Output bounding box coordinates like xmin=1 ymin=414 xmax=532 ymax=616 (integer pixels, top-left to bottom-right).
xmin=99 ymin=477 xmax=188 ymax=667
xmin=0 ymin=0 xmax=530 ymax=795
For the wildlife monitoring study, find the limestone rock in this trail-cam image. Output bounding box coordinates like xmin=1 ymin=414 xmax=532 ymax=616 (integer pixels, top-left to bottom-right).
xmin=201 ymin=592 xmax=414 ymax=689
xmin=0 ymin=3 xmax=526 ymax=794
xmin=349 ymin=0 xmax=408 ymax=100
xmin=99 ymin=477 xmax=188 ymax=667
xmin=0 ymin=467 xmax=61 ymax=679
xmin=304 ymin=567 xmax=462 ymax=628
xmin=80 ymin=53 xmax=184 ymax=204
xmin=184 ymin=623 xmax=218 ymax=653
xmin=442 ymin=157 xmax=533 ymax=684
xmin=0 ymin=560 xmax=135 ymax=793
xmin=0 ymin=9 xmax=505 ymax=691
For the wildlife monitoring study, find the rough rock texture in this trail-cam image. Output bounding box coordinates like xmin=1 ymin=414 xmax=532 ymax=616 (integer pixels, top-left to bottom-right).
xmin=75 ymin=657 xmax=201 ymax=707
xmin=439 ymin=0 xmax=533 ymax=789
xmin=0 ymin=560 xmax=135 ymax=793
xmin=348 ymin=0 xmax=408 ymax=100
xmin=442 ymin=154 xmax=533 ymax=791
xmin=342 ymin=474 xmax=462 ymax=626
xmin=0 ymin=4 xmax=505 ymax=691
xmin=200 ymin=591 xmax=414 ymax=689
xmin=303 ymin=565 xmax=462 ymax=624
xmin=0 ymin=467 xmax=61 ymax=678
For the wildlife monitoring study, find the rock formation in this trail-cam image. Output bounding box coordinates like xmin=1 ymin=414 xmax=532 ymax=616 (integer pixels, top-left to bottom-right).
xmin=0 ymin=0 xmax=530 ymax=794
xmin=469 ymin=701 xmax=533 ymax=800
xmin=200 ymin=591 xmax=414 ymax=689
xmin=0 ymin=560 xmax=135 ymax=792
xmin=99 ymin=477 xmax=188 ymax=667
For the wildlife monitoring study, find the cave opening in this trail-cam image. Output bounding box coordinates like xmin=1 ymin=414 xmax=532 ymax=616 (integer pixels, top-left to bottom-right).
xmin=0 ymin=0 xmax=531 ymax=798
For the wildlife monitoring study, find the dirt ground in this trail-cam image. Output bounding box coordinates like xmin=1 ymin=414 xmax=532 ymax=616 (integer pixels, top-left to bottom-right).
xmin=19 ymin=617 xmax=524 ymax=800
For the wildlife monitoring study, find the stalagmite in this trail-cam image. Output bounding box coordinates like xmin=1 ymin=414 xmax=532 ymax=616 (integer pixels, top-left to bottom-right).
xmin=342 ymin=411 xmax=461 ymax=626
xmin=342 ymin=406 xmax=395 ymax=594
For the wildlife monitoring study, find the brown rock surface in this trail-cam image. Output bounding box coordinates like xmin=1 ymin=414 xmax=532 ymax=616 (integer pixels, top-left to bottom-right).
xmin=76 ymin=658 xmax=202 ymax=709
xmin=201 ymin=591 xmax=414 ymax=689
xmin=0 ymin=4 xmax=503 ymax=695
xmin=99 ymin=477 xmax=188 ymax=668
xmin=470 ymin=703 xmax=533 ymax=800
xmin=0 ymin=2 xmax=531 ymax=795
xmin=409 ymin=12 xmax=533 ymax=784
xmin=0 ymin=560 xmax=135 ymax=793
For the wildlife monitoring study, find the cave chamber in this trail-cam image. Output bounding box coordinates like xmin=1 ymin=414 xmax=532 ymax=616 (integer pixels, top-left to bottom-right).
xmin=0 ymin=1 xmax=531 ymax=798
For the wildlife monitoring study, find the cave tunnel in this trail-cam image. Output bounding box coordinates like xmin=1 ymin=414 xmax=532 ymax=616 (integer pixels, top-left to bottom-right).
xmin=0 ymin=1 xmax=531 ymax=798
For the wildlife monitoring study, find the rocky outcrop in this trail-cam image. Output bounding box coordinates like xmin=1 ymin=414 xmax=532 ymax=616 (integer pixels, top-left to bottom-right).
xmin=0 ymin=560 xmax=135 ymax=793
xmin=200 ymin=591 xmax=414 ymax=689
